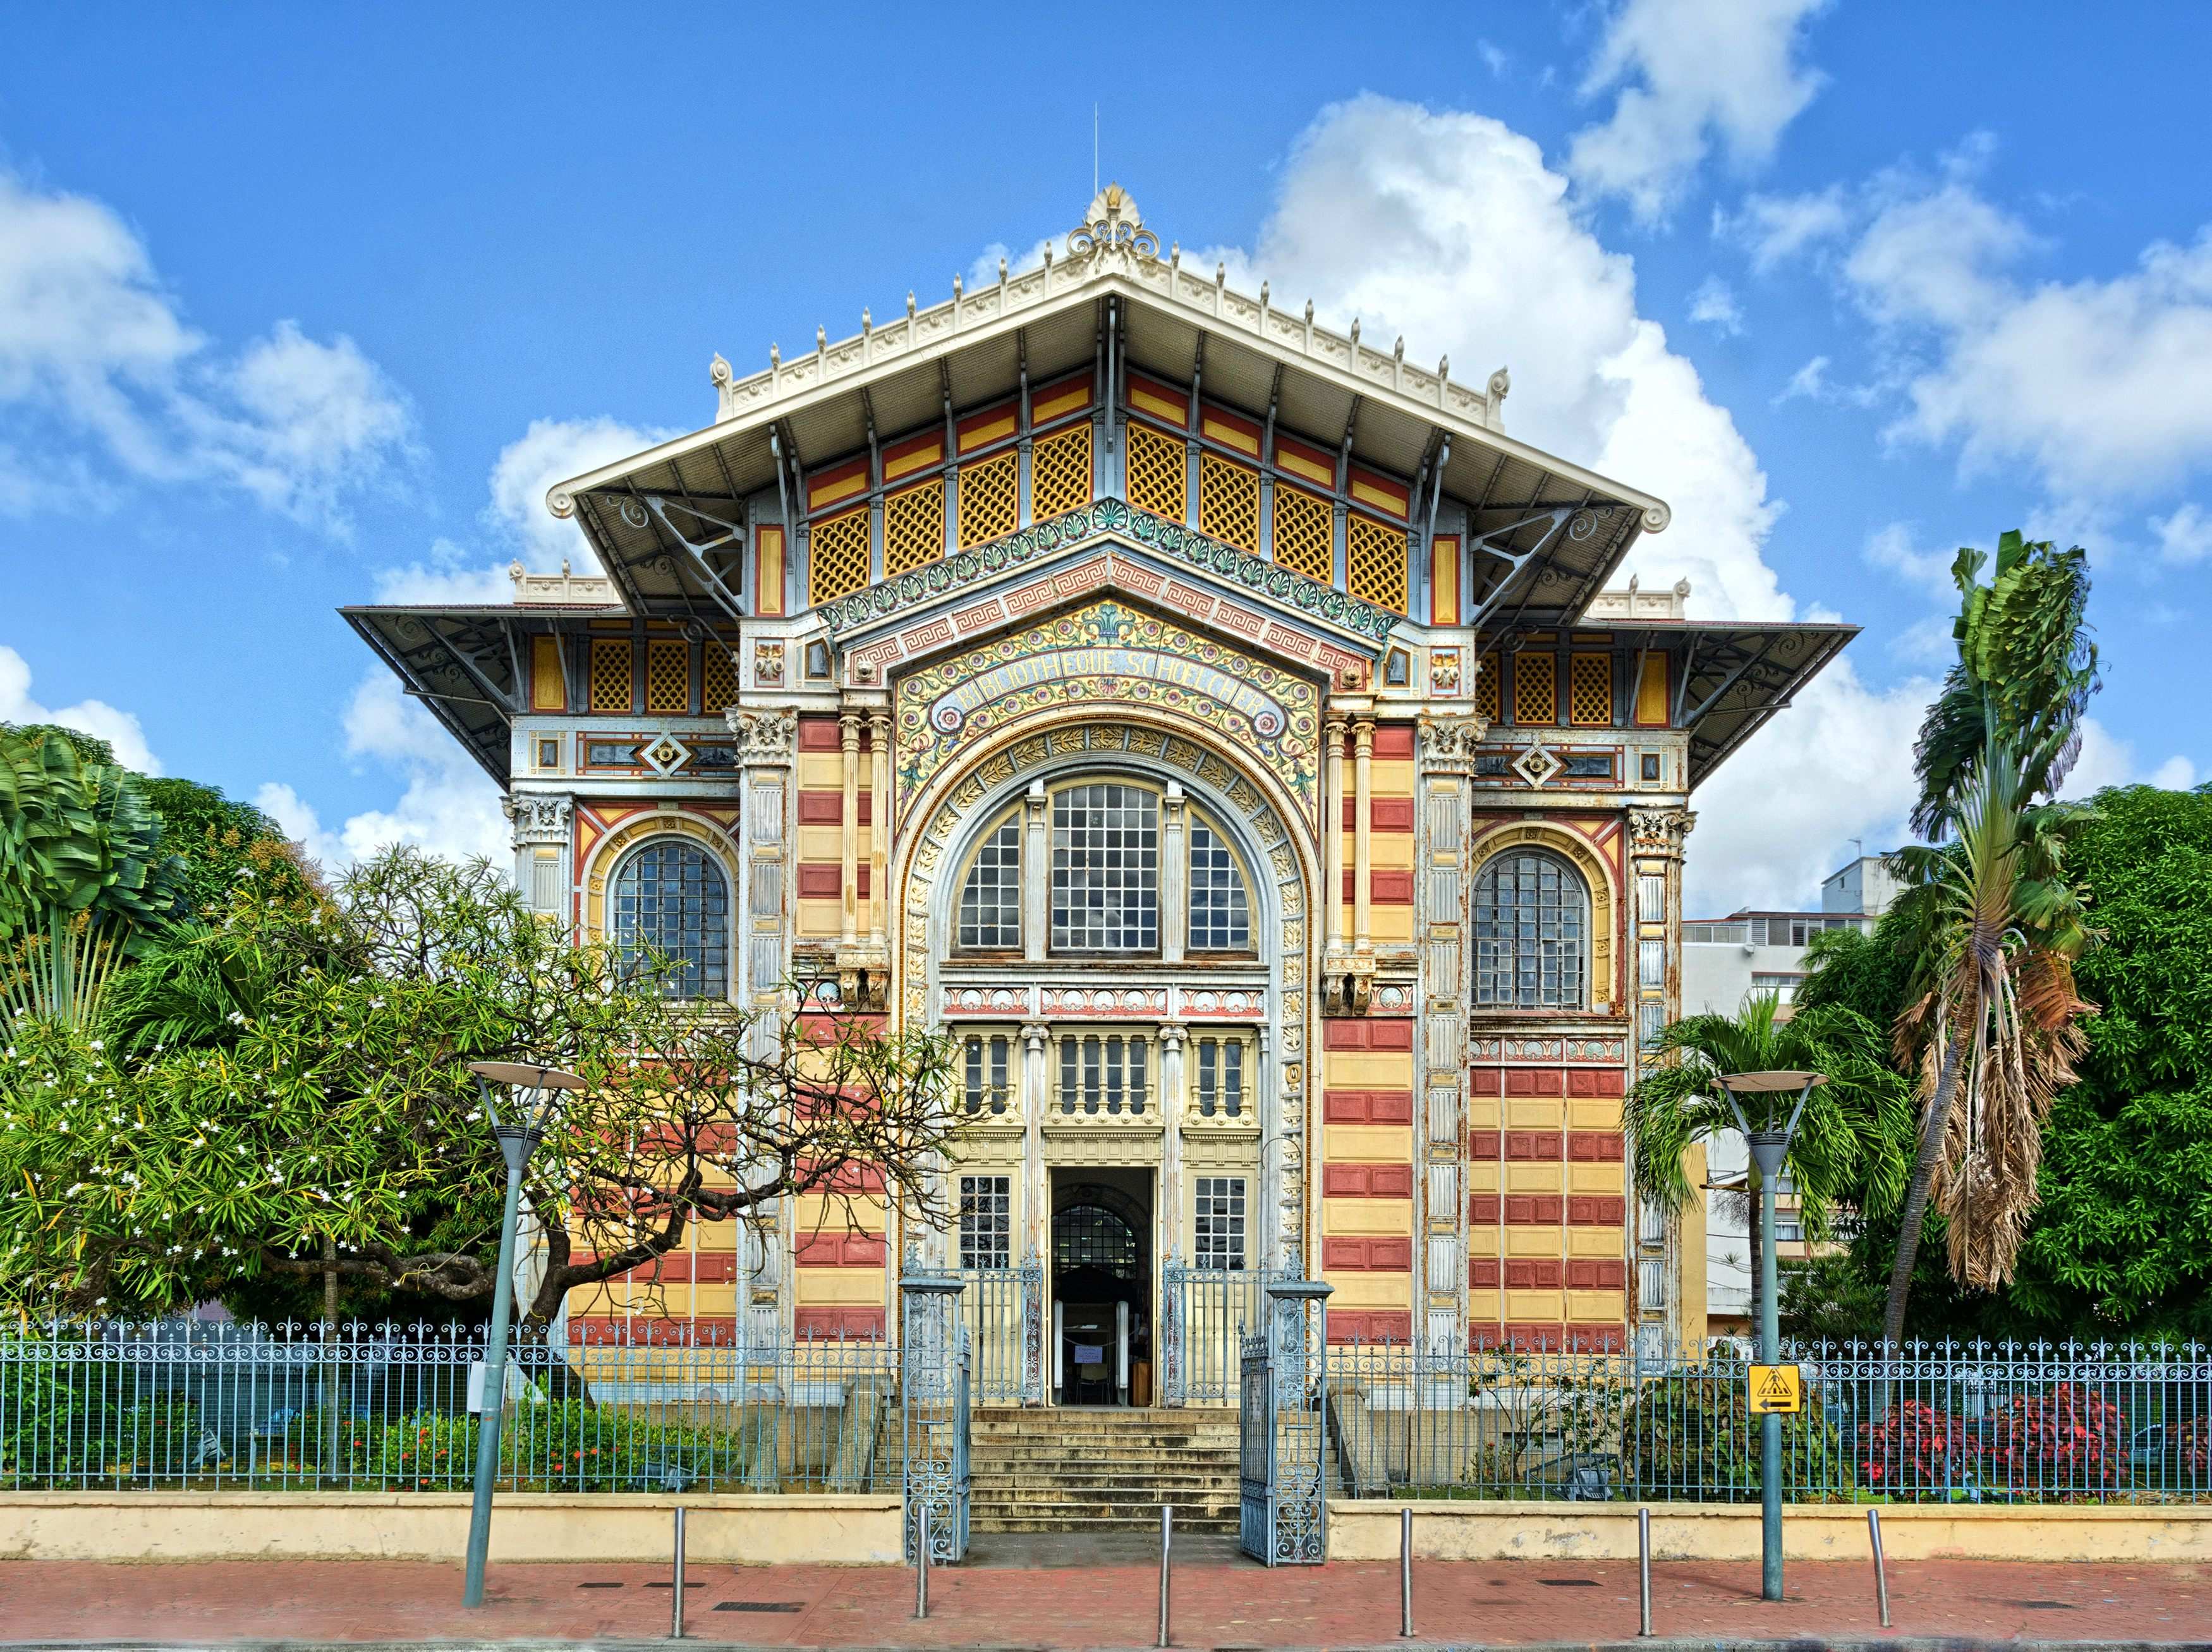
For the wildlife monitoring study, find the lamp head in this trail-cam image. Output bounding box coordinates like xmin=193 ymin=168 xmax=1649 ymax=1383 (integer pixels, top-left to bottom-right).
xmin=467 ymin=1060 xmax=587 ymax=1136
xmin=1717 ymin=1069 xmax=1826 ymax=1177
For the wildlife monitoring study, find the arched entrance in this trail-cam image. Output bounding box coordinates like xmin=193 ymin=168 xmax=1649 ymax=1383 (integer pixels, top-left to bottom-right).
xmin=1051 ymin=1174 xmax=1153 ymax=1405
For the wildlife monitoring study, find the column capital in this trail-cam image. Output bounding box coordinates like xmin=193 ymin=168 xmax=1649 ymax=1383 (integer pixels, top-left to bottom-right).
xmin=1154 ymin=1021 xmax=1189 ymax=1051
xmin=837 ymin=711 xmax=863 ymax=748
xmin=1020 ymin=1021 xmax=1053 ymax=1052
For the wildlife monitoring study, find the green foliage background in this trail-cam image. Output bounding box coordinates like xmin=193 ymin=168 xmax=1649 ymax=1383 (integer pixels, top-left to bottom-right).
xmin=1794 ymin=783 xmax=2212 ymax=1342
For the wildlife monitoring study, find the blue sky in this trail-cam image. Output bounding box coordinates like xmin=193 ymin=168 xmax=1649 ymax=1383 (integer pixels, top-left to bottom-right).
xmin=3 ymin=1 xmax=2206 ymax=913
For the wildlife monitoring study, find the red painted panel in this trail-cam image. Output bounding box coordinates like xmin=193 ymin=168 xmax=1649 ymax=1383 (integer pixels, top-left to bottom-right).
xmin=1322 ymin=1164 xmax=1369 ymax=1196
xmin=797 ymin=864 xmax=871 ymax=898
xmin=1470 ymin=1069 xmax=1502 ymax=1097
xmin=798 ymin=715 xmax=842 ymax=750
xmin=1340 ymin=796 xmax=1417 ymax=830
xmin=1369 ymin=1164 xmax=1414 ymax=1197
xmin=568 ymin=1316 xmax=738 ymax=1345
xmin=1324 ymin=1237 xmax=1411 ymax=1270
xmin=796 ymin=790 xmax=873 ymax=825
xmin=1327 ymin=1310 xmax=1412 ymax=1344
xmin=1504 ymin=1131 xmax=1565 ymax=1160
xmin=1566 ymin=1258 xmax=1627 ymax=1290
xmin=793 ymin=1308 xmax=886 ymax=1340
xmin=1505 ymin=1258 xmax=1564 ymax=1289
xmin=1466 ymin=1130 xmax=1502 ymax=1158
xmin=1566 ymin=1067 xmax=1626 ymax=1097
xmin=1326 ymin=1018 xmax=1413 ymax=1050
xmin=1469 ymin=1194 xmax=1500 ymax=1224
xmin=1322 ymin=1089 xmax=1416 ymax=1124
xmin=1469 ymin=1258 xmax=1500 ymax=1287
xmin=1568 ymin=1131 xmax=1625 ymax=1162
xmin=1340 ymin=870 xmax=1416 ymax=904
xmin=1504 ymin=1068 xmax=1565 ymax=1097
xmin=1568 ymin=1195 xmax=1627 ymax=1226
xmin=1373 ymin=723 xmax=1417 ymax=758
xmin=1504 ymin=1194 xmax=1564 ymax=1224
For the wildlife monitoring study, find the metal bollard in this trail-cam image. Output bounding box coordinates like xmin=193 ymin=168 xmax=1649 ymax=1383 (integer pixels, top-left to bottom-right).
xmin=671 ymin=1507 xmax=686 ymax=1641
xmin=915 ymin=1505 xmax=930 ymax=1620
xmin=1867 ymin=1507 xmax=1891 ymax=1628
xmin=1157 ymin=1504 xmax=1172 ymax=1648
xmin=1400 ymin=1506 xmax=1414 ymax=1637
xmin=1637 ymin=1507 xmax=1651 ymax=1637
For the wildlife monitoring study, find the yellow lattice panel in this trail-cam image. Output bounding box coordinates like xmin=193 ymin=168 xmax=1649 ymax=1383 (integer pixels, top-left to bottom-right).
xmin=959 ymin=452 xmax=1018 ymax=548
xmin=1569 ymin=653 xmax=1612 ymax=726
xmin=703 ymin=648 xmax=739 ymax=713
xmin=1475 ymin=655 xmax=1500 ymax=722
xmin=883 ymin=479 xmax=944 ymax=576
xmin=1125 ymin=423 xmax=1187 ymax=522
xmin=1272 ymin=485 xmax=1333 ymax=583
xmin=1346 ymin=514 xmax=1407 ymax=614
xmin=645 ymin=640 xmax=689 ymax=714
xmin=1198 ymin=452 xmax=1260 ymax=552
xmin=808 ymin=507 xmax=870 ymax=607
xmin=1030 ymin=423 xmax=1093 ymax=521
xmin=1514 ymin=653 xmax=1557 ymax=725
xmin=589 ymin=639 xmax=633 ymax=713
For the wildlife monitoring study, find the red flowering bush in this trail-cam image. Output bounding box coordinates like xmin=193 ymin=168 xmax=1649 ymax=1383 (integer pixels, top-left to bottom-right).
xmin=2175 ymin=1415 xmax=2210 ymax=1478
xmin=1984 ymin=1383 xmax=2125 ymax=1491
xmin=1857 ymin=1399 xmax=1969 ymax=1493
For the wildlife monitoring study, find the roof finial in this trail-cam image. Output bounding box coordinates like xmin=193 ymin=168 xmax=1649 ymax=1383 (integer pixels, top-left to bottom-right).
xmin=1068 ymin=183 xmax=1158 ymax=261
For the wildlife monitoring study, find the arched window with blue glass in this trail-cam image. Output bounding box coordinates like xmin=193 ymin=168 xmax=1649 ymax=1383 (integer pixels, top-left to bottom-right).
xmin=611 ymin=837 xmax=731 ymax=999
xmin=1471 ymin=847 xmax=1588 ymax=1009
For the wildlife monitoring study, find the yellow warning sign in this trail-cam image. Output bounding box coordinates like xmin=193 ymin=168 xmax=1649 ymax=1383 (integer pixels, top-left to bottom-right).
xmin=1748 ymin=1363 xmax=1802 ymax=1414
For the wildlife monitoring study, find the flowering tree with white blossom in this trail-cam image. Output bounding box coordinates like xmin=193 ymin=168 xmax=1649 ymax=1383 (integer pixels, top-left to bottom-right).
xmin=0 ymin=847 xmax=963 ymax=1327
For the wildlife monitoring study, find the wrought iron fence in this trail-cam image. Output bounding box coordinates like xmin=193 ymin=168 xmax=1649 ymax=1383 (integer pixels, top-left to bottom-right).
xmin=1325 ymin=1338 xmax=2212 ymax=1505
xmin=939 ymin=1263 xmax=1042 ymax=1406
xmin=1164 ymin=1265 xmax=1279 ymax=1406
xmin=0 ymin=1320 xmax=899 ymax=1495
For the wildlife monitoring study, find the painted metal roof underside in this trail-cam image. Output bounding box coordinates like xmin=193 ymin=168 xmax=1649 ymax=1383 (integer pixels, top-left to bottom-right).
xmin=341 ymin=604 xmax=578 ymax=783
xmin=1636 ymin=619 xmax=1861 ymax=787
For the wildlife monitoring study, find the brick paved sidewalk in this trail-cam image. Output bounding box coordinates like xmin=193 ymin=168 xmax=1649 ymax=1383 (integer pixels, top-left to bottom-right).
xmin=3 ymin=1556 xmax=2206 ymax=1649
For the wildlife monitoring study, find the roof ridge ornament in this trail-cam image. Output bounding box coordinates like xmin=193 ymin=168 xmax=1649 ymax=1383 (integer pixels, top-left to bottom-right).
xmin=1068 ymin=182 xmax=1158 ymax=262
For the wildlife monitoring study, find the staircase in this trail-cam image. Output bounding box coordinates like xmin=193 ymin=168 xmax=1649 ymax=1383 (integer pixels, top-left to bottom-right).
xmin=968 ymin=1407 xmax=1244 ymax=1534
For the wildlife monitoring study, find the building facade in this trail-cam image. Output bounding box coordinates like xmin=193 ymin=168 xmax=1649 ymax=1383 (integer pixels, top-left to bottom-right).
xmin=349 ymin=189 xmax=1854 ymax=1376
xmin=1683 ymin=854 xmax=1896 ymax=1335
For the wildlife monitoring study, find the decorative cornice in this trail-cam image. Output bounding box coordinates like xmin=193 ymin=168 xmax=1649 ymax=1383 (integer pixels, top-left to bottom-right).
xmin=819 ymin=497 xmax=1399 ymax=645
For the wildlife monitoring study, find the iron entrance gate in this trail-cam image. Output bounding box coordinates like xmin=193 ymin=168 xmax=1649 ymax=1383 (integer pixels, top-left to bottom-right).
xmin=899 ymin=1276 xmax=970 ymax=1562
xmin=942 ymin=1262 xmax=1043 ymax=1406
xmin=1238 ymin=1280 xmax=1331 ymax=1565
xmin=1163 ymin=1265 xmax=1276 ymax=1404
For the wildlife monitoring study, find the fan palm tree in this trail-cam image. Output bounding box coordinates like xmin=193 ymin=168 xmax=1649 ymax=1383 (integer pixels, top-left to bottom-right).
xmin=1627 ymin=993 xmax=1913 ymax=1337
xmin=1878 ymin=531 xmax=2100 ymax=1347
xmin=0 ymin=727 xmax=184 ymax=1027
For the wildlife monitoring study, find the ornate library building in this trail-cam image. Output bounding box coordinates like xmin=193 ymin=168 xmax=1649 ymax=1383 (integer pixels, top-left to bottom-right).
xmin=349 ymin=188 xmax=1849 ymax=1385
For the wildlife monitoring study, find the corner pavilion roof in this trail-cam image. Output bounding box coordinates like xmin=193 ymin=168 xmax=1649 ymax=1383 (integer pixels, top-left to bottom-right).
xmin=542 ymin=187 xmax=1673 ymax=633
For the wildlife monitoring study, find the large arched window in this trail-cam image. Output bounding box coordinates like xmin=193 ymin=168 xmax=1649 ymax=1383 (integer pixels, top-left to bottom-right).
xmin=1186 ymin=820 xmax=1249 ymax=951
xmin=611 ymin=839 xmax=730 ymax=999
xmin=1472 ymin=847 xmax=1588 ymax=1009
xmin=956 ymin=817 xmax=1022 ymax=949
xmin=1052 ymin=781 xmax=1158 ymax=951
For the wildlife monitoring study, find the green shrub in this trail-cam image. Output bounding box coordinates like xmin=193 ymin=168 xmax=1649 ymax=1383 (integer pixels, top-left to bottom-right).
xmin=1621 ymin=1363 xmax=1844 ymax=1500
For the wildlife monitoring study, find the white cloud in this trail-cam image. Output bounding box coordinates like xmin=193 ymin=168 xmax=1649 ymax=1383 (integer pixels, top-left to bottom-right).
xmin=1716 ymin=185 xmax=1849 ymax=272
xmin=1568 ymin=0 xmax=1830 ymax=222
xmin=1687 ymin=274 xmax=1743 ymax=334
xmin=487 ymin=416 xmax=681 ymax=570
xmin=1478 ymin=39 xmax=1511 ymax=78
xmin=0 ymin=166 xmax=413 ymax=531
xmin=255 ymin=674 xmax=506 ymax=870
xmin=1216 ymin=94 xmax=1924 ymax=909
xmin=1862 ymin=521 xmax=1959 ymax=600
xmin=965 ymin=239 xmax=1052 ymax=294
xmin=2060 ymin=716 xmax=2200 ymax=800
xmin=2150 ymin=502 xmax=2212 ymax=565
xmin=1775 ymin=355 xmax=1829 ymax=404
xmin=0 ymin=644 xmax=160 ymax=774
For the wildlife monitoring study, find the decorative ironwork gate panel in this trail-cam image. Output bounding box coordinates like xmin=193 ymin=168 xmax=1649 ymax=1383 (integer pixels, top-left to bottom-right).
xmin=1237 ymin=1280 xmax=1330 ymax=1564
xmin=1164 ymin=1265 xmax=1275 ymax=1406
xmin=944 ymin=1262 xmax=1043 ymax=1406
xmin=899 ymin=1276 xmax=970 ymax=1562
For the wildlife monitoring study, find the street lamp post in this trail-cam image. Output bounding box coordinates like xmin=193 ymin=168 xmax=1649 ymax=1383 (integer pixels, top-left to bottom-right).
xmin=1717 ymin=1068 xmax=1825 ymax=1605
xmin=462 ymin=1060 xmax=587 ymax=1610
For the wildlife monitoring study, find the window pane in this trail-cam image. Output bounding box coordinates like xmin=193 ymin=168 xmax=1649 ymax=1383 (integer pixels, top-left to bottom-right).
xmin=1050 ymin=782 xmax=1159 ymax=951
xmin=1187 ymin=820 xmax=1251 ymax=950
xmin=612 ymin=840 xmax=729 ymax=999
xmin=1194 ymin=1175 xmax=1247 ymax=1271
xmin=1471 ymin=850 xmax=1588 ymax=1009
xmin=959 ymin=1174 xmax=1011 ymax=1270
xmin=957 ymin=818 xmax=1022 ymax=948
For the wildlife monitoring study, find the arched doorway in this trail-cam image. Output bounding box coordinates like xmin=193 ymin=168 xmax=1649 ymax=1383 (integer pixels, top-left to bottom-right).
xmin=1051 ymin=1174 xmax=1152 ymax=1405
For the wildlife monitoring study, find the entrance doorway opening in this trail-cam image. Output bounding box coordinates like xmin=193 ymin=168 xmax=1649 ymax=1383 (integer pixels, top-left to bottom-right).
xmin=1050 ymin=1169 xmax=1153 ymax=1406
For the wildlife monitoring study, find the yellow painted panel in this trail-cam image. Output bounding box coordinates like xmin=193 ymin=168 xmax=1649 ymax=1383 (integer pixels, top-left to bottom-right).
xmin=1467 ymin=1162 xmax=1501 ymax=1192
xmin=1636 ymin=653 xmax=1668 ymax=725
xmin=530 ymin=635 xmax=565 ymax=711
xmin=1324 ymin=1052 xmax=1417 ymax=1087
xmin=690 ymin=1284 xmax=738 ymax=1315
xmin=794 ymin=1270 xmax=884 ymax=1306
xmin=1372 ymin=759 xmax=1416 ymax=794
xmin=1131 ymin=384 xmax=1187 ymax=425
xmin=797 ymin=753 xmax=844 ymax=789
xmin=1369 ymin=908 xmax=1415 ymax=944
xmin=1033 ymin=382 xmax=1090 ymax=423
xmin=1505 ymin=1229 xmax=1562 ymax=1258
xmin=1468 ymin=1289 xmax=1502 ymax=1319
xmin=1371 ymin=833 xmax=1416 ymax=870
xmin=1567 ymin=1291 xmax=1625 ymax=1323
xmin=1569 ymin=1164 xmax=1626 ymax=1193
xmin=1505 ymin=1290 xmax=1566 ymax=1320
xmin=796 ymin=825 xmax=846 ymax=860
xmin=1324 ymin=1124 xmax=1414 ymax=1162
xmin=1505 ymin=1100 xmax=1566 ymax=1129
xmin=1468 ymin=1099 xmax=1502 ymax=1130
xmin=1568 ymin=1229 xmax=1622 ymax=1257
xmin=797 ymin=899 xmax=842 ymax=936
xmin=1570 ymin=1100 xmax=1623 ymax=1131
xmin=1322 ymin=1198 xmax=1414 ymax=1236
xmin=1502 ymin=1164 xmax=1563 ymax=1193
xmin=797 ymin=1194 xmax=887 ymax=1230
xmin=1327 ymin=1272 xmax=1413 ymax=1309
xmin=883 ymin=439 xmax=944 ymax=483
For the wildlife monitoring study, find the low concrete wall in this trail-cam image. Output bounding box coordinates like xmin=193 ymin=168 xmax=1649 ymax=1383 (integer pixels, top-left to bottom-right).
xmin=1329 ymin=1498 xmax=2212 ymax=1564
xmin=0 ymin=1493 xmax=903 ymax=1565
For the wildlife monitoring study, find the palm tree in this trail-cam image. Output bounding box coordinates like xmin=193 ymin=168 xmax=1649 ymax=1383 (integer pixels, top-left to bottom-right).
xmin=1878 ymin=532 xmax=2101 ymax=1347
xmin=1627 ymin=993 xmax=1913 ymax=1337
xmin=0 ymin=727 xmax=183 ymax=1026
